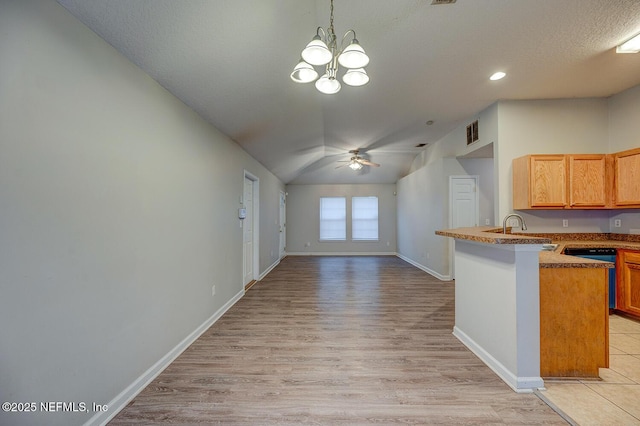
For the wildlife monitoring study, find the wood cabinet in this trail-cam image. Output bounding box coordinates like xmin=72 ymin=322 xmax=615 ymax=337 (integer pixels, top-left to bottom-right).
xmin=540 ymin=267 xmax=609 ymax=378
xmin=513 ymin=155 xmax=567 ymax=209
xmin=568 ymin=154 xmax=612 ymax=208
xmin=613 ymin=147 xmax=640 ymax=208
xmin=616 ymin=249 xmax=640 ymax=319
xmin=513 ymin=154 xmax=611 ymax=209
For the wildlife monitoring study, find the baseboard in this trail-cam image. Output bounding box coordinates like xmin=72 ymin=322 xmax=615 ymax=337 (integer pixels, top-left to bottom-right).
xmin=258 ymin=258 xmax=281 ymax=280
xmin=86 ymin=289 xmax=245 ymax=426
xmin=286 ymin=251 xmax=397 ymax=256
xmin=452 ymin=326 xmax=544 ymax=393
xmin=396 ymin=253 xmax=451 ymax=281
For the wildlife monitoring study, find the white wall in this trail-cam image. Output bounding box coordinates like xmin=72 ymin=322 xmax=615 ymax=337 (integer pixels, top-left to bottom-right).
xmin=609 ymin=84 xmax=640 ymax=153
xmin=397 ymin=159 xmax=448 ymax=278
xmin=0 ymin=2 xmax=283 ymax=425
xmin=398 ymin=104 xmax=498 ymax=278
xmin=285 ymin=184 xmax=397 ymax=254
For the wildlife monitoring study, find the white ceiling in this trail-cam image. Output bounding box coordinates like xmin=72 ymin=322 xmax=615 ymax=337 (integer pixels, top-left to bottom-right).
xmin=57 ymin=0 xmax=640 ymax=185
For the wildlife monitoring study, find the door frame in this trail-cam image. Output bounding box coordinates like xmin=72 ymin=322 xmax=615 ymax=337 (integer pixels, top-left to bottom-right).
xmin=449 ymin=175 xmax=479 ymax=280
xmin=243 ymin=170 xmax=260 ymax=291
xmin=279 ymin=190 xmax=286 ymax=259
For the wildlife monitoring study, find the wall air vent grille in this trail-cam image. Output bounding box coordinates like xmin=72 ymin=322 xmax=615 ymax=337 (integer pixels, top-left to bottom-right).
xmin=431 ymin=0 xmax=457 ymax=4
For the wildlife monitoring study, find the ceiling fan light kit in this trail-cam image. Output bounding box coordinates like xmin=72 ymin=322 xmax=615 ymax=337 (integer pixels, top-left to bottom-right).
xmin=348 ymin=161 xmax=364 ymax=170
xmin=290 ymin=0 xmax=370 ymax=94
xmin=337 ymin=149 xmax=380 ymax=171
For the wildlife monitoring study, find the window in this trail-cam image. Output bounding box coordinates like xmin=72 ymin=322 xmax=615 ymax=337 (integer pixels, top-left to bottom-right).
xmin=352 ymin=196 xmax=378 ymax=241
xmin=319 ymin=197 xmax=346 ymax=241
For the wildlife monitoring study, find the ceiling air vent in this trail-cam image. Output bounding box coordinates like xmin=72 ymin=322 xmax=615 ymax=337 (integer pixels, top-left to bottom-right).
xmin=431 ymin=0 xmax=456 ymax=4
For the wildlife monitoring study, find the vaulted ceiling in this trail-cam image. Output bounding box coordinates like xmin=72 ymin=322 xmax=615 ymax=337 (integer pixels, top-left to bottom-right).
xmin=57 ymin=0 xmax=640 ymax=184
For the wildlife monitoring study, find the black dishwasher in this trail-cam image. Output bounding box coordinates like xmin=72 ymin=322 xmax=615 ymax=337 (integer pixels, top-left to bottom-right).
xmin=563 ymin=247 xmax=616 ymax=309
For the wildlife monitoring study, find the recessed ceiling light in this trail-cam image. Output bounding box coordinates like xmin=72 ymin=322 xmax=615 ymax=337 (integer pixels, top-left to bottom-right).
xmin=415 ymin=143 xmax=428 ymax=148
xmin=426 ymin=120 xmax=434 ymax=126
xmin=489 ymin=71 xmax=506 ymax=81
xmin=617 ymin=32 xmax=640 ymax=53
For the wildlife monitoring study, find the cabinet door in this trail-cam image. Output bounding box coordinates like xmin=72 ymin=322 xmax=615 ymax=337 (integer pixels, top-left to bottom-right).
xmin=530 ymin=156 xmax=567 ymax=207
xmin=614 ymin=148 xmax=640 ymax=207
xmin=568 ymin=155 xmax=611 ymax=208
xmin=617 ymin=250 xmax=640 ymax=319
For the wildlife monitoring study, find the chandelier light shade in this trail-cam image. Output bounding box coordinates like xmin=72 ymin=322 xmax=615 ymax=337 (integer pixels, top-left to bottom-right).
xmin=290 ymin=59 xmax=319 ymax=83
xmin=291 ymin=0 xmax=370 ymax=94
xmin=338 ymin=39 xmax=369 ymax=68
xmin=342 ymin=68 xmax=369 ymax=86
xmin=302 ymin=36 xmax=333 ymax=65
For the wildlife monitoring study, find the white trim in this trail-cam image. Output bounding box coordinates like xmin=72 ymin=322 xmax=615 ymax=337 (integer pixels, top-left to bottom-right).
xmin=279 ymin=190 xmax=286 ymax=258
xmin=258 ymin=258 xmax=281 ymax=281
xmin=243 ymin=170 xmax=260 ymax=291
xmin=453 ymin=326 xmax=544 ymax=393
xmin=396 ymin=253 xmax=452 ymax=281
xmin=287 ymin=251 xmax=397 ymax=256
xmin=86 ymin=290 xmax=245 ymax=426
xmin=448 ymin=175 xmax=479 ymax=280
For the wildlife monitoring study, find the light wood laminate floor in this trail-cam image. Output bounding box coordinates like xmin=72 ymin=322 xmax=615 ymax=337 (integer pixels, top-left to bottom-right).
xmin=110 ymin=256 xmax=566 ymax=425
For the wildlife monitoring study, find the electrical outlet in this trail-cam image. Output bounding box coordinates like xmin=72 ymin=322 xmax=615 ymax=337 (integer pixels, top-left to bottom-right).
xmin=509 ymin=218 xmax=519 ymax=227
xmin=562 ymin=219 xmax=569 ymax=228
xmin=212 ymin=285 xmax=216 ymax=296
xmin=614 ymin=219 xmax=622 ymax=228
xmin=485 ymin=218 xmax=490 ymax=225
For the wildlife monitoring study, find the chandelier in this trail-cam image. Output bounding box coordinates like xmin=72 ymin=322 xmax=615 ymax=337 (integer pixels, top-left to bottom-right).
xmin=290 ymin=0 xmax=370 ymax=94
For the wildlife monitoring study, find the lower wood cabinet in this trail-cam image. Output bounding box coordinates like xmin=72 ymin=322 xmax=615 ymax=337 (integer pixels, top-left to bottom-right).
xmin=539 ymin=267 xmax=609 ymax=378
xmin=616 ymin=250 xmax=640 ymax=319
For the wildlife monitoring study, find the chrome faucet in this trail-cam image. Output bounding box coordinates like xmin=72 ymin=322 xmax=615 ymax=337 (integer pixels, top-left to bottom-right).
xmin=502 ymin=214 xmax=528 ymax=234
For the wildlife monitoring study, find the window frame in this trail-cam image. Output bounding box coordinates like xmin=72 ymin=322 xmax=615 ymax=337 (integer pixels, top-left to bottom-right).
xmin=319 ymin=196 xmax=347 ymax=241
xmin=351 ymin=196 xmax=379 ymax=241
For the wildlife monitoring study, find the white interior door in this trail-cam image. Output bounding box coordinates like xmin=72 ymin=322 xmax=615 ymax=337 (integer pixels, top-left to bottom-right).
xmin=279 ymin=191 xmax=286 ymax=258
xmin=450 ymin=176 xmax=479 ymax=279
xmin=243 ymin=177 xmax=254 ymax=286
xmin=451 ymin=177 xmax=479 ymax=229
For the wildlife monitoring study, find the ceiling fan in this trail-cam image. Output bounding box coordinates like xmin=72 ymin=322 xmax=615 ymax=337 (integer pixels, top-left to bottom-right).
xmin=336 ymin=149 xmax=380 ymax=171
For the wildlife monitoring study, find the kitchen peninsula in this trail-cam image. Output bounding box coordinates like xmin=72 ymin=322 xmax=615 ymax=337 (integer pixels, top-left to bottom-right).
xmin=436 ymin=226 xmax=614 ymax=392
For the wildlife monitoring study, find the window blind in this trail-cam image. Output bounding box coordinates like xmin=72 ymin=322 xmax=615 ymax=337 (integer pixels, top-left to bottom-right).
xmin=319 ymin=197 xmax=346 ymax=241
xmin=352 ymin=196 xmax=378 ymax=240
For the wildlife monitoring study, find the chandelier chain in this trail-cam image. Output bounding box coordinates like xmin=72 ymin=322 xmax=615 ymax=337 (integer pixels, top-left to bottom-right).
xmin=328 ymin=0 xmax=336 ymax=47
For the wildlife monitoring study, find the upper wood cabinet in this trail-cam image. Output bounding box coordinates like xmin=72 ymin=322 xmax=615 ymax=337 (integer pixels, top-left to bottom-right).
xmin=513 ymin=154 xmax=613 ymax=210
xmin=513 ymin=155 xmax=567 ymax=209
xmin=568 ymin=154 xmax=612 ymax=208
xmin=614 ymin=147 xmax=640 ymax=208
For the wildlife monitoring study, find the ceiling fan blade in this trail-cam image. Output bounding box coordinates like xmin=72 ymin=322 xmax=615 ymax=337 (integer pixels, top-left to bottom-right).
xmin=358 ymin=159 xmax=380 ymax=167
